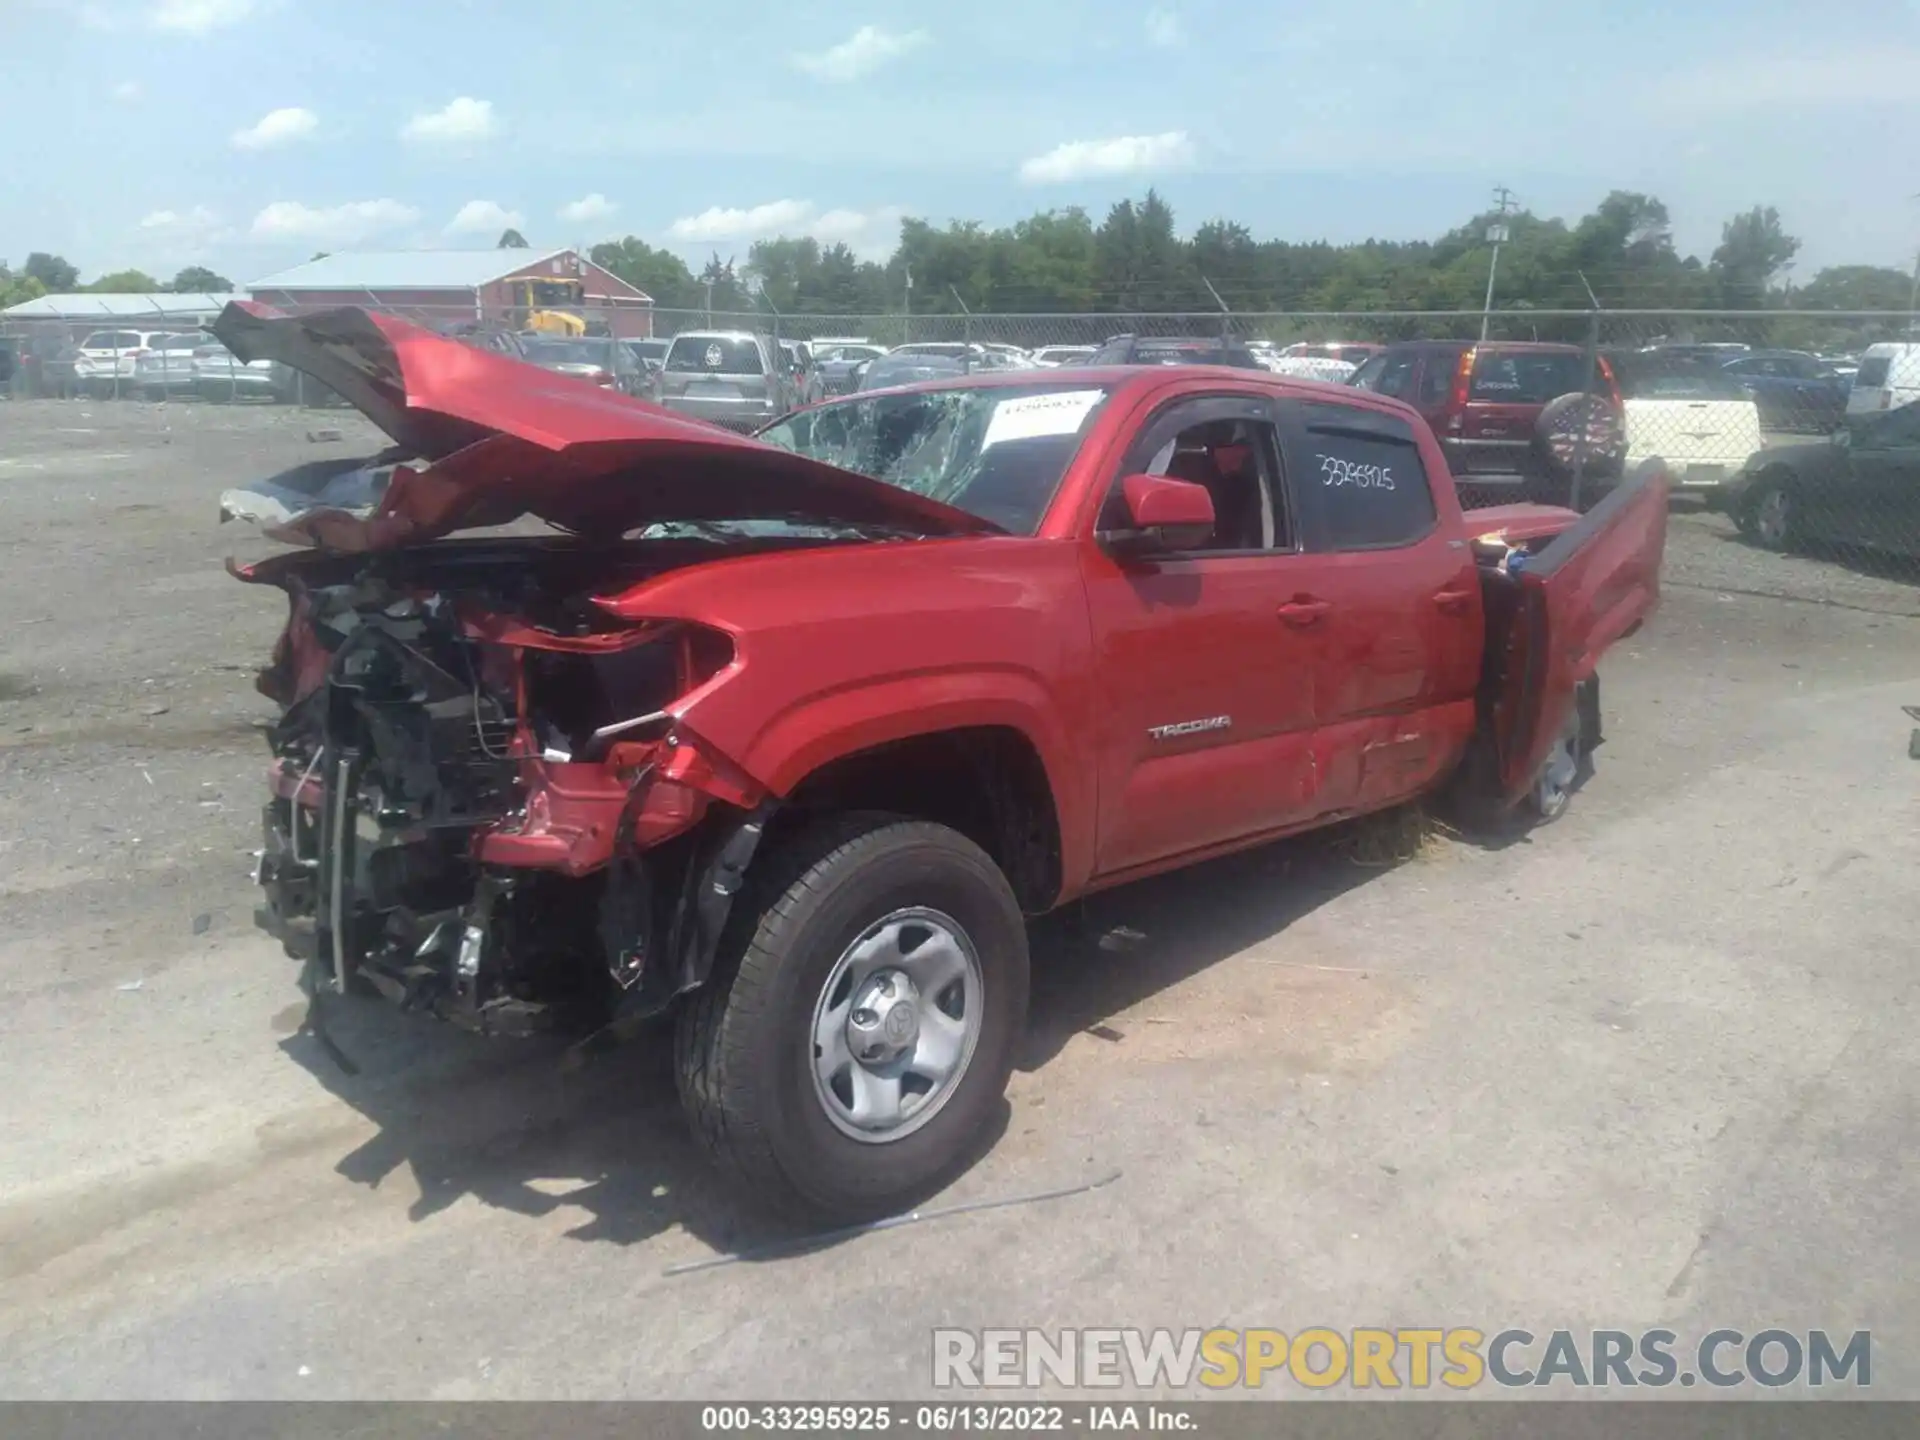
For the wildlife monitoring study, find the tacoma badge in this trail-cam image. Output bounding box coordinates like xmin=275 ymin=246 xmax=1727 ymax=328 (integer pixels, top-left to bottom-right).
xmin=1147 ymin=715 xmax=1232 ymax=741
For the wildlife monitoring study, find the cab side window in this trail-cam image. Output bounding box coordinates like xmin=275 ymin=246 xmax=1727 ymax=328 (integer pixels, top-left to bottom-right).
xmin=1099 ymin=398 xmax=1294 ymax=553
xmin=1290 ymin=402 xmax=1438 ymax=552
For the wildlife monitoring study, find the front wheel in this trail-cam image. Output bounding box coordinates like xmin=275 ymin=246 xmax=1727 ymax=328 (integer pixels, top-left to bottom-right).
xmin=676 ymin=815 xmax=1029 ymax=1224
xmin=1741 ymin=476 xmax=1798 ymax=551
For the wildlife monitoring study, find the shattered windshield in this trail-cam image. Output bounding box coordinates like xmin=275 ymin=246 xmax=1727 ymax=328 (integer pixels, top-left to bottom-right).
xmin=756 ymin=383 xmax=1111 ymax=535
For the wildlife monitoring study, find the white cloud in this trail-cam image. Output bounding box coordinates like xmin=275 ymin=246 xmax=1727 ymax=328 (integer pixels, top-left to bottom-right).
xmin=1018 ymin=130 xmax=1197 ymax=184
xmin=149 ymin=0 xmax=259 ymax=33
xmin=791 ymin=25 xmax=928 ymax=82
xmin=112 ymin=80 xmax=142 ymax=102
xmin=250 ymin=198 xmax=420 ymax=245
xmin=668 ymin=199 xmax=812 ymax=242
xmin=445 ymin=200 xmax=525 ymax=236
xmin=1145 ymin=6 xmax=1183 ymax=47
xmin=401 ymin=96 xmax=497 ymax=145
xmin=666 ymin=200 xmax=903 ymax=259
xmin=139 ymin=205 xmax=218 ymax=232
xmin=1649 ymin=46 xmax=1920 ymax=112
xmin=231 ymin=105 xmax=317 ymax=151
xmin=558 ymin=193 xmax=617 ymax=224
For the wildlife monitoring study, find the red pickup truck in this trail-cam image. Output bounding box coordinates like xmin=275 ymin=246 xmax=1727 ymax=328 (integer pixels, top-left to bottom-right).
xmin=218 ymin=304 xmax=1668 ymax=1224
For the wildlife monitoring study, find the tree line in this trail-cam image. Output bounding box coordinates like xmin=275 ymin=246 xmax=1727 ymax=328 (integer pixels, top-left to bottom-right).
xmin=7 ymin=191 xmax=1911 ymax=320
xmin=587 ymin=190 xmax=1914 ymax=319
xmin=1 ymin=254 xmax=235 ymax=309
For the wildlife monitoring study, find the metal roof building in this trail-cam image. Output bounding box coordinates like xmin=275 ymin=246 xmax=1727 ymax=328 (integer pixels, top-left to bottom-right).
xmin=246 ymin=247 xmax=656 ymax=338
xmin=1 ymin=292 xmax=243 ymax=323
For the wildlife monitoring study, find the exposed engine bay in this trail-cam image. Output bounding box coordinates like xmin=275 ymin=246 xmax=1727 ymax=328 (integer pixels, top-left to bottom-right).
xmin=248 ymin=534 xmax=772 ymax=1037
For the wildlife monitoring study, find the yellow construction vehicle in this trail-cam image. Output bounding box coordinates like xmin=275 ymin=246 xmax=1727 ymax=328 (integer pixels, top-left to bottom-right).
xmin=504 ymin=278 xmax=609 ymax=337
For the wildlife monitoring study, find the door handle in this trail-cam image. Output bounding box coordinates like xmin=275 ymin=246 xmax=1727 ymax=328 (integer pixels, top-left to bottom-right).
xmin=1432 ymin=586 xmax=1475 ymax=614
xmin=1277 ymin=596 xmax=1331 ymax=627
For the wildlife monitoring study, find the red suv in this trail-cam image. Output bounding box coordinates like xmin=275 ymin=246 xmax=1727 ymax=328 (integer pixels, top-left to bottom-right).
xmin=1350 ymin=342 xmax=1625 ymax=504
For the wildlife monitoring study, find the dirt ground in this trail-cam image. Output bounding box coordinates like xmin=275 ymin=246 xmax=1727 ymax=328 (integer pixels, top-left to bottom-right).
xmin=1 ymin=397 xmax=1916 ymax=1400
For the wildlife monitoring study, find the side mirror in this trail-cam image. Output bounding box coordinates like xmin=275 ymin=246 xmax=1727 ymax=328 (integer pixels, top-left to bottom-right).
xmin=1099 ymin=474 xmax=1216 ymax=555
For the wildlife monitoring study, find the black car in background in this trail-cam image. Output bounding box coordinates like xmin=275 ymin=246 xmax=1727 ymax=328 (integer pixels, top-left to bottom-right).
xmin=1729 ymin=401 xmax=1920 ymax=554
xmin=1086 ymin=334 xmax=1268 ymax=369
xmin=1720 ymin=350 xmax=1850 ymax=435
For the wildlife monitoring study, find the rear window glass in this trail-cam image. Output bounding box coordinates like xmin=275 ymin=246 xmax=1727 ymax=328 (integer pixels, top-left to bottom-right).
xmin=1614 ymin=365 xmax=1747 ymax=401
xmin=666 ymin=336 xmax=764 ymax=375
xmin=1468 ymin=351 xmax=1592 ymax=404
xmin=81 ymin=331 xmax=139 ymax=350
xmin=154 ymin=333 xmax=203 ymax=351
xmin=1295 ymin=402 xmax=1437 ymax=551
xmin=1855 ymin=358 xmax=1891 ymax=388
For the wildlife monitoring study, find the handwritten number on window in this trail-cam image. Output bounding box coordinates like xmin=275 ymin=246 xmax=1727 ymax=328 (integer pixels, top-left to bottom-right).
xmin=1318 ymin=454 xmax=1395 ymax=491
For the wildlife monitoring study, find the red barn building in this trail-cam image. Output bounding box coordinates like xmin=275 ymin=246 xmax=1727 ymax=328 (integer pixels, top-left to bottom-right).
xmin=246 ymin=247 xmax=655 ymax=338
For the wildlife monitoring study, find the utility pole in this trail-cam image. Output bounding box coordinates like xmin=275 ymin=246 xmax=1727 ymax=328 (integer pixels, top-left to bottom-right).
xmin=1481 ymin=185 xmax=1517 ymax=343
xmin=1909 ymin=194 xmax=1919 ymax=339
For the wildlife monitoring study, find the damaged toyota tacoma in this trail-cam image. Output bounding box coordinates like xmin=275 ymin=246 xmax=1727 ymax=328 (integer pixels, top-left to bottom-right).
xmin=217 ymin=302 xmax=1669 ymax=1224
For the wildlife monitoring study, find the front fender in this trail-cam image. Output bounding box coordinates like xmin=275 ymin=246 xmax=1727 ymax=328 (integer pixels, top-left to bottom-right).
xmin=682 ymin=667 xmax=1095 ymax=896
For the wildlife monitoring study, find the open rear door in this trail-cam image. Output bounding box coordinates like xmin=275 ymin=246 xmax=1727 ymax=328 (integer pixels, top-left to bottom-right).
xmin=1492 ymin=460 xmax=1671 ymax=800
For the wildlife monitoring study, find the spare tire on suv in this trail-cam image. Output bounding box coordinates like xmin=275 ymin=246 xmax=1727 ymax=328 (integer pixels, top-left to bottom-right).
xmin=1532 ymin=391 xmax=1625 ymax=509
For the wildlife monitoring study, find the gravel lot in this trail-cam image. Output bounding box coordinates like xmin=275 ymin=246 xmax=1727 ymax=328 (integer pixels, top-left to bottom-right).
xmin=2 ymin=398 xmax=1917 ymax=1400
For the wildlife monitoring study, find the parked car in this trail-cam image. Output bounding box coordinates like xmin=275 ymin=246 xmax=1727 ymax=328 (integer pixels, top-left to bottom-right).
xmin=855 ymin=352 xmax=967 ymax=391
xmin=216 ymin=299 xmax=1668 ymax=1225
xmin=1349 ymin=341 xmax=1625 ymax=506
xmin=623 ymin=337 xmax=669 ymax=381
xmin=890 ymin=342 xmax=980 ymax=362
xmin=135 ymin=331 xmax=210 ymax=399
xmin=1639 ymin=342 xmax=1750 ymax=367
xmin=1608 ymin=351 xmax=1763 ymax=502
xmin=777 ymin=339 xmax=823 ymax=405
xmin=1281 ymin=341 xmax=1383 ymax=368
xmin=450 ymin=325 xmax=530 ymax=362
xmin=15 ymin=333 xmax=80 ymax=398
xmin=814 ymin=343 xmax=889 ymax=396
xmin=73 ymin=329 xmax=176 ymax=396
xmin=1727 ymin=400 xmax=1920 ymax=554
xmin=979 ymin=343 xmax=1036 ymax=369
xmin=1267 ymin=355 xmax=1359 ymax=383
xmin=1719 ymin=350 xmax=1849 ymax=434
xmin=1086 ymin=334 xmax=1268 ymax=369
xmin=1031 ymin=345 xmax=1098 ymax=368
xmin=193 ymin=337 xmax=283 ymax=402
xmin=522 ymin=336 xmax=646 ymax=395
xmin=1847 ymin=343 xmax=1920 ymax=416
xmin=655 ymin=330 xmax=788 ymax=430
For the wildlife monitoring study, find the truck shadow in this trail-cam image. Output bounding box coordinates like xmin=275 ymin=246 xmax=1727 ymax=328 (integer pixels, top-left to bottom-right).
xmin=282 ymin=810 xmax=1467 ymax=1261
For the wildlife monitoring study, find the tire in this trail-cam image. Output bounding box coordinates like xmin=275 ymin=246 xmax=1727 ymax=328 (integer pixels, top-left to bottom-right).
xmin=676 ymin=814 xmax=1029 ymax=1224
xmin=1531 ymin=392 xmax=1623 ymax=506
xmin=1741 ymin=474 xmax=1798 ymax=551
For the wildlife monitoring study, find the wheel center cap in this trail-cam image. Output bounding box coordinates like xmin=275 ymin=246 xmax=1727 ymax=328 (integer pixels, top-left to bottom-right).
xmin=846 ymin=969 xmax=920 ymax=1065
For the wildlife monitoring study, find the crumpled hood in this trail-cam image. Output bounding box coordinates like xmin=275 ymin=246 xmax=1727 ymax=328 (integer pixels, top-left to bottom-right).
xmin=212 ymin=302 xmax=995 ymax=550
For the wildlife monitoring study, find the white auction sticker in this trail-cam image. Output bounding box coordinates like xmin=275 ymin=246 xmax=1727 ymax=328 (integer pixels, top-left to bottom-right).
xmin=980 ymin=389 xmax=1105 ymax=450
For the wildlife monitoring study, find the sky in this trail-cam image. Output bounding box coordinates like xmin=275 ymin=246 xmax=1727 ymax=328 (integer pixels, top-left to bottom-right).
xmin=7 ymin=0 xmax=1920 ymax=290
